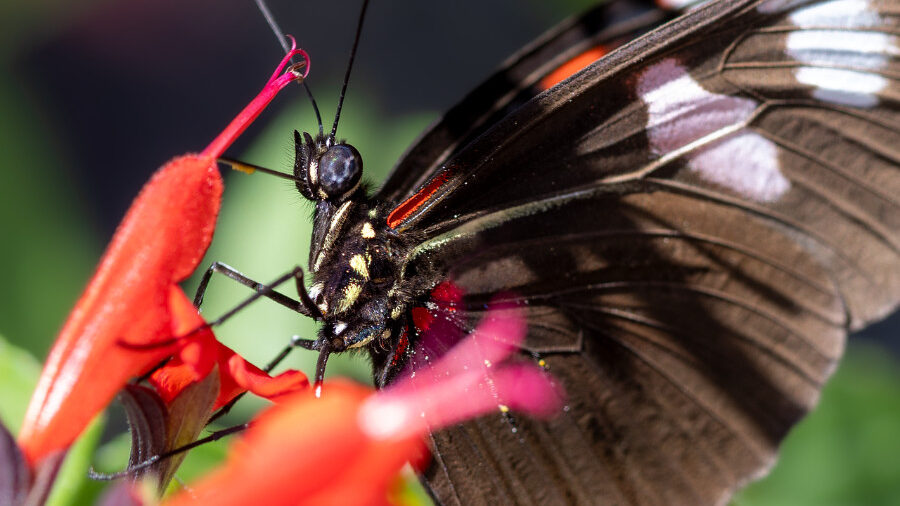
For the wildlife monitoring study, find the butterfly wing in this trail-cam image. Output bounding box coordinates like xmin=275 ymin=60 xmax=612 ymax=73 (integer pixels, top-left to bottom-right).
xmin=378 ymin=0 xmax=678 ymax=205
xmin=383 ymin=0 xmax=900 ymax=504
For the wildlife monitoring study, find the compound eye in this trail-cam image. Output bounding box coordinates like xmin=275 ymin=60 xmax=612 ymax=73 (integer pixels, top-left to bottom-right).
xmin=318 ymin=144 xmax=362 ymax=198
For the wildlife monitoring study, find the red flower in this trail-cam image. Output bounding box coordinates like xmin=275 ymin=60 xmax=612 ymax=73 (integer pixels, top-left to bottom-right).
xmin=163 ymin=305 xmax=563 ymax=506
xmin=147 ymin=291 xmax=308 ymax=410
xmin=17 ymin=46 xmax=310 ymax=468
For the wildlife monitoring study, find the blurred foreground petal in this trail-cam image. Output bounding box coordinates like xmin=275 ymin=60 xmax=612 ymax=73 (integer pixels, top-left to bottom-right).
xmin=163 ymin=382 xmax=408 ymax=506
xmin=166 ymin=306 xmax=563 ymax=505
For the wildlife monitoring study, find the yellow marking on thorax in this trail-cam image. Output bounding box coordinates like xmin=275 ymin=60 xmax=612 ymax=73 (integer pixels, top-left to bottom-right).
xmin=348 ymin=332 xmax=377 ymax=349
xmin=337 ymin=282 xmax=362 ymax=313
xmin=349 ymin=253 xmax=370 ymax=279
xmin=361 ymin=222 xmax=376 ymax=239
xmin=313 ymin=201 xmax=353 ymax=271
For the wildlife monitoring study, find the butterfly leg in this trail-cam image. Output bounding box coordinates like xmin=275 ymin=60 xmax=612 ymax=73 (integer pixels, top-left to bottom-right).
xmin=89 ymin=422 xmax=250 ymax=480
xmin=258 ymin=335 xmax=317 ymax=376
xmin=193 ymin=262 xmax=321 ymax=319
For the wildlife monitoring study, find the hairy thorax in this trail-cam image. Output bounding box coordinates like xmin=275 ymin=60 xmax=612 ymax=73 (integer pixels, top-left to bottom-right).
xmin=307 ymin=199 xmax=414 ymax=352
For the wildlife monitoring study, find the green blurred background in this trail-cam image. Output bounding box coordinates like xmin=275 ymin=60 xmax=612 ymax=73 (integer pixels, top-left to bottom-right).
xmin=1 ymin=0 xmax=898 ymax=504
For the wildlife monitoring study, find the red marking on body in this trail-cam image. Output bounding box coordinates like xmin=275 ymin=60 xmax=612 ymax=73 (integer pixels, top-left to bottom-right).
xmin=411 ymin=307 xmax=434 ymax=334
xmin=540 ymin=46 xmax=607 ymax=90
xmin=386 ymin=169 xmax=454 ymax=229
xmin=410 ymin=281 xmax=465 ymax=336
xmin=391 ymin=325 xmax=411 ymax=368
xmin=430 ymin=281 xmax=464 ymax=308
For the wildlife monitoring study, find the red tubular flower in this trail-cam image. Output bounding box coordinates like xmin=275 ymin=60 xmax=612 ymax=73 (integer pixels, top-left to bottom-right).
xmin=163 ymin=306 xmax=564 ymax=506
xmin=162 ymin=382 xmax=413 ymax=506
xmin=147 ymin=289 xmax=308 ymax=410
xmin=17 ymin=47 xmax=310 ymax=467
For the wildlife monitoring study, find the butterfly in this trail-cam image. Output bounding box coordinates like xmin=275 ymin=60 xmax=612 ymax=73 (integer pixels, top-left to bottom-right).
xmin=23 ymin=0 xmax=889 ymax=503
xmin=258 ymin=0 xmax=900 ymax=503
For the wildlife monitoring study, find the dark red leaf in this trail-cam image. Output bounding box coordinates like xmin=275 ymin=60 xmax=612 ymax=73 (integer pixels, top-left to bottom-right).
xmin=120 ymin=385 xmax=169 ymax=481
xmin=0 ymin=418 xmax=29 ymax=505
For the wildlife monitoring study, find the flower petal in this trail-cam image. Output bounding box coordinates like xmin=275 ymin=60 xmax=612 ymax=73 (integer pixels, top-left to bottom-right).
xmin=163 ymin=382 xmax=420 ymax=506
xmin=362 ymin=307 xmax=562 ymax=439
xmin=18 ymin=155 xmax=221 ymax=466
xmin=18 ymin=48 xmax=309 ymax=466
xmin=164 ymin=306 xmax=562 ymax=505
xmin=149 ymin=331 xmax=308 ymax=410
xmin=224 ymin=356 xmax=309 ymax=407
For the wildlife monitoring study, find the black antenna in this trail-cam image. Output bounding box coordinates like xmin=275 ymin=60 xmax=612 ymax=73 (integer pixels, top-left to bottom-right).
xmin=330 ymin=0 xmax=370 ymax=142
xmin=254 ymin=0 xmax=325 ymax=137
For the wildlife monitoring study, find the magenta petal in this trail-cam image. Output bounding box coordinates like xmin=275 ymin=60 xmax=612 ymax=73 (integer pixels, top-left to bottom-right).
xmin=394 ymin=305 xmax=527 ymax=397
xmin=438 ymin=306 xmax=528 ymax=370
xmin=361 ymin=305 xmax=563 ymax=439
xmin=488 ymin=364 xmax=564 ymax=418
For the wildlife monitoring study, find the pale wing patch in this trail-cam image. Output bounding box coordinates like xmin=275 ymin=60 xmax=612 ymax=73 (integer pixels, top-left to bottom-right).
xmin=786 ymin=28 xmax=894 ymax=107
xmin=794 ymin=67 xmax=888 ymax=108
xmin=688 ymin=132 xmax=787 ymax=202
xmin=637 ymin=59 xmax=789 ymax=202
xmin=786 ymin=30 xmax=897 ymax=68
xmin=654 ymin=0 xmax=708 ymax=10
xmin=788 ymin=0 xmax=882 ymax=28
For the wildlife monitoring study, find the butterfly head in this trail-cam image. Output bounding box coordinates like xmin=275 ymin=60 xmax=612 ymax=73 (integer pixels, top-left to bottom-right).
xmin=293 ymin=130 xmax=363 ymax=202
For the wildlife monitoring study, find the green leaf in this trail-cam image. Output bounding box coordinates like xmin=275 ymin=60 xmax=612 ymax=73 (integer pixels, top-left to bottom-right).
xmin=46 ymin=416 xmax=106 ymax=506
xmin=0 ymin=73 xmax=98 ymax=358
xmin=733 ymin=342 xmax=900 ymax=506
xmin=0 ymin=334 xmax=108 ymax=505
xmin=393 ymin=465 xmax=433 ymax=506
xmin=0 ymin=334 xmax=41 ymax=435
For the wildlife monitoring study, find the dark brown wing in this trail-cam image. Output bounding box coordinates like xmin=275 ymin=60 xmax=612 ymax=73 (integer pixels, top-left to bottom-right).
xmin=388 ymin=0 xmax=900 ymax=504
xmin=377 ymin=0 xmax=677 ymax=204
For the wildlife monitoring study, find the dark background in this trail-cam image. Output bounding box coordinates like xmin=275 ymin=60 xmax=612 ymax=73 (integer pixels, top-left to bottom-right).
xmin=1 ymin=0 xmax=899 ymax=504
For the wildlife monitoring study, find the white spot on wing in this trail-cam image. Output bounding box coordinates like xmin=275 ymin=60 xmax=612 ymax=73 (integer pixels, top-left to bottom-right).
xmin=788 ymin=0 xmax=881 ymax=27
xmin=757 ymin=0 xmax=806 ymax=14
xmin=691 ymin=133 xmax=788 ymax=202
xmin=785 ymin=28 xmax=893 ymax=108
xmin=786 ymin=30 xmax=896 ymax=69
xmin=795 ymin=67 xmax=887 ymax=108
xmin=637 ymin=59 xmax=789 ymax=202
xmin=655 ymin=0 xmax=706 ymax=10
